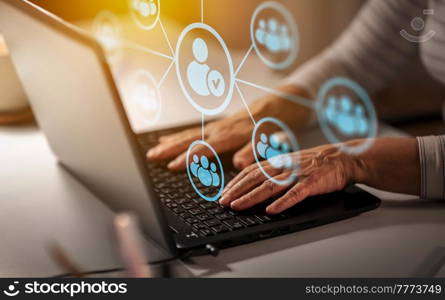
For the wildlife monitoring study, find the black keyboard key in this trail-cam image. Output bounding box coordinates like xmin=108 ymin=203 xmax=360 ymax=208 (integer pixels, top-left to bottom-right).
xmin=181 ymin=203 xmax=196 ymax=210
xmin=172 ymin=207 xmax=184 ymax=214
xmin=255 ymin=215 xmax=272 ymax=223
xmin=165 ymin=202 xmax=177 ymax=209
xmin=204 ymin=219 xmax=221 ymax=227
xmin=174 ymin=198 xmax=189 ymax=205
xmin=185 ymin=217 xmax=199 ymax=224
xmin=200 ymin=228 xmax=214 ymax=237
xmin=189 ymin=208 xmax=204 ymax=215
xmin=196 ymin=213 xmax=213 ymax=221
xmin=223 ymin=219 xmax=245 ymax=230
xmin=215 ymin=213 xmax=233 ymax=221
xmin=178 ymin=212 xmax=192 ymax=219
xmin=238 ymin=216 xmax=259 ymax=227
xmin=200 ymin=202 xmax=214 ymax=209
xmin=211 ymin=224 xmax=229 ymax=234
xmin=193 ymin=223 xmax=208 ymax=230
xmin=208 ymin=207 xmax=224 ymax=215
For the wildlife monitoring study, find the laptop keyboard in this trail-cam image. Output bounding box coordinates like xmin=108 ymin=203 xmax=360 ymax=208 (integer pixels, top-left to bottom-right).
xmin=139 ymin=130 xmax=287 ymax=238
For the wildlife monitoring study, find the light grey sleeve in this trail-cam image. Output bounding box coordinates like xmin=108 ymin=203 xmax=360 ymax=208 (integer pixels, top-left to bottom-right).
xmin=285 ymin=0 xmax=427 ymax=97
xmin=417 ymin=136 xmax=445 ymax=200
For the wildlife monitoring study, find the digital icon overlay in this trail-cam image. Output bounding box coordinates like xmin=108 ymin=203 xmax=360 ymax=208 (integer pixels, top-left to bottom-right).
xmin=252 ymin=117 xmax=300 ymax=186
xmin=3 ymin=281 xmax=20 ymax=297
xmin=317 ymin=77 xmax=377 ymax=154
xmin=121 ymin=70 xmax=162 ymax=129
xmin=187 ymin=38 xmax=226 ymax=97
xmin=400 ymin=9 xmax=435 ymax=43
xmin=92 ymin=11 xmax=122 ymax=55
xmin=176 ymin=23 xmax=235 ymax=116
xmin=250 ymin=1 xmax=299 ymax=70
xmin=186 ymin=140 xmax=224 ymax=202
xmin=130 ymin=0 xmax=160 ymax=30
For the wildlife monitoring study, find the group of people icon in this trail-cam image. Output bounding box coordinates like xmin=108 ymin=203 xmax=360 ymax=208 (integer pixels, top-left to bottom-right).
xmin=257 ymin=133 xmax=293 ymax=169
xmin=190 ymin=154 xmax=221 ymax=188
xmin=324 ymin=95 xmax=369 ymax=137
xmin=132 ymin=0 xmax=157 ymax=18
xmin=255 ymin=18 xmax=292 ymax=54
xmin=187 ymin=38 xmax=226 ymax=98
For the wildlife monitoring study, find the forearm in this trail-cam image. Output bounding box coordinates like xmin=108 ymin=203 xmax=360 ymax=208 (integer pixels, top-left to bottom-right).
xmin=351 ymin=138 xmax=420 ymax=195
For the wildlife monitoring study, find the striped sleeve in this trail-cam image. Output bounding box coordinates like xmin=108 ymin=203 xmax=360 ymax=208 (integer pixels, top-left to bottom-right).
xmin=286 ymin=0 xmax=428 ymax=97
xmin=417 ymin=136 xmax=445 ymax=200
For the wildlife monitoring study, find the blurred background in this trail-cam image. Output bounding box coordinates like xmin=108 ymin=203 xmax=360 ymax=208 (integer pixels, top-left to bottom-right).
xmin=1 ymin=0 xmax=444 ymax=135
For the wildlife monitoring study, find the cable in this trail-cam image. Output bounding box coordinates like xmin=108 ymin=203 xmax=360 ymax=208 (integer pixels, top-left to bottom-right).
xmin=50 ymin=251 xmax=193 ymax=278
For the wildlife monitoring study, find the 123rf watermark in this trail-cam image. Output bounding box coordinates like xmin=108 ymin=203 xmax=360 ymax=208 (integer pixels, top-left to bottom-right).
xmin=306 ymin=284 xmax=443 ymax=296
xmin=2 ymin=281 xmax=127 ymax=298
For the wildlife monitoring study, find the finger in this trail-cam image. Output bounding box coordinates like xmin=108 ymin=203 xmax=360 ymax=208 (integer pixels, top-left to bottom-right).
xmin=266 ymin=176 xmax=315 ymax=214
xmin=147 ymin=133 xmax=200 ymax=160
xmin=230 ymin=172 xmax=293 ymax=211
xmin=220 ymin=165 xmax=282 ymax=206
xmin=167 ymin=143 xmax=214 ymax=171
xmin=158 ymin=127 xmax=201 ymax=143
xmin=222 ymin=163 xmax=257 ymax=194
xmin=233 ymin=143 xmax=255 ymax=170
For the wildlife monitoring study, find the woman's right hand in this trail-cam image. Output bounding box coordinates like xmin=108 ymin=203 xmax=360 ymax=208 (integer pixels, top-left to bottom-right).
xmin=147 ymin=85 xmax=312 ymax=171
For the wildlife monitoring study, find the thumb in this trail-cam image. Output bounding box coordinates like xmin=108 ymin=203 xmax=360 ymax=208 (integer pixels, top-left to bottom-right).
xmin=233 ymin=143 xmax=255 ymax=170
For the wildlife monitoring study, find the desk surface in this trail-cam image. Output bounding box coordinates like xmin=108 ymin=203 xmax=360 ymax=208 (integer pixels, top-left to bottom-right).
xmin=1 ymin=122 xmax=445 ymax=278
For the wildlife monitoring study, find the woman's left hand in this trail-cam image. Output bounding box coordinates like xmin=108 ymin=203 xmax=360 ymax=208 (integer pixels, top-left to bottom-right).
xmin=219 ymin=143 xmax=362 ymax=215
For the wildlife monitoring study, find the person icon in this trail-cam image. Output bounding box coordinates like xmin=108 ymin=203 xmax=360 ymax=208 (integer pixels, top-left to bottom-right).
xmin=255 ymin=19 xmax=267 ymax=45
xmin=187 ymin=38 xmax=211 ymax=97
xmin=210 ymin=162 xmax=220 ymax=187
xmin=336 ymin=96 xmax=356 ymax=136
xmin=190 ymin=154 xmax=200 ymax=177
xmin=187 ymin=38 xmax=226 ymax=98
xmin=280 ymin=25 xmax=291 ymax=51
xmin=264 ymin=18 xmax=281 ymax=53
xmin=355 ymin=105 xmax=369 ymax=135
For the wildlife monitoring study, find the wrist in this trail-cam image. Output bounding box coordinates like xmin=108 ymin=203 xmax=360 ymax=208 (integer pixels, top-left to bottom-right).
xmin=344 ymin=139 xmax=373 ymax=184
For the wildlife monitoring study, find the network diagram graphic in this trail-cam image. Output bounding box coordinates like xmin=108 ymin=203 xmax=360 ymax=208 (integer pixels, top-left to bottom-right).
xmin=93 ymin=0 xmax=378 ymax=202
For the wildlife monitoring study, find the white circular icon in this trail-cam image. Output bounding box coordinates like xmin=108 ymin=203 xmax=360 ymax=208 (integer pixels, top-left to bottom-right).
xmin=176 ymin=23 xmax=235 ymax=116
xmin=250 ymin=1 xmax=299 ymax=70
xmin=129 ymin=0 xmax=160 ymax=30
xmin=122 ymin=70 xmax=162 ymax=127
xmin=317 ymin=77 xmax=377 ymax=154
xmin=92 ymin=11 xmax=122 ymax=56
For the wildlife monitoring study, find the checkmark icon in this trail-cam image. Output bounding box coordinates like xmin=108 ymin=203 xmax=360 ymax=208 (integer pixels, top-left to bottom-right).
xmin=212 ymin=78 xmax=221 ymax=89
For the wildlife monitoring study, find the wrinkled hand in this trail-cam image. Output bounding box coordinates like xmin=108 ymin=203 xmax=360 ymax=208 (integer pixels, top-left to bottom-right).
xmin=220 ymin=143 xmax=360 ymax=214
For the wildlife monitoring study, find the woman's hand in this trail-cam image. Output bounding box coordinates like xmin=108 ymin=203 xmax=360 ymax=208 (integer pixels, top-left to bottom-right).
xmin=220 ymin=143 xmax=360 ymax=214
xmin=220 ymin=138 xmax=421 ymax=214
xmin=147 ymin=85 xmax=312 ymax=171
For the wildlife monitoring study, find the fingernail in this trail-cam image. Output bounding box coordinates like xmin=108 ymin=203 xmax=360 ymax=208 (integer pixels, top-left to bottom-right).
xmin=147 ymin=149 xmax=158 ymax=158
xmin=168 ymin=160 xmax=178 ymax=169
xmin=230 ymin=201 xmax=241 ymax=211
xmin=219 ymin=196 xmax=230 ymax=206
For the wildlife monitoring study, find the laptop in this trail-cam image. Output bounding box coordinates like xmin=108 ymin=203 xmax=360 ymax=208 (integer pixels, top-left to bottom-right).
xmin=0 ymin=0 xmax=381 ymax=259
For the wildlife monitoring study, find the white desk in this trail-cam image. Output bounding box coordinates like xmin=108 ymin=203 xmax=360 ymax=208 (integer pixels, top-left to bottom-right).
xmin=1 ymin=122 xmax=445 ymax=278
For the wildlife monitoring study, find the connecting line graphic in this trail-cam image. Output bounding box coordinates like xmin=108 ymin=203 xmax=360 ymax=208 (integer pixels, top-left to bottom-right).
xmin=157 ymin=58 xmax=176 ymax=88
xmin=235 ymin=82 xmax=257 ymax=125
xmin=235 ymin=45 xmax=254 ymax=77
xmin=159 ymin=19 xmax=175 ymax=57
xmin=122 ymin=40 xmax=174 ymax=61
xmin=201 ymin=113 xmax=205 ymax=141
xmin=235 ymin=78 xmax=316 ymax=110
xmin=201 ymin=0 xmax=204 ymax=23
